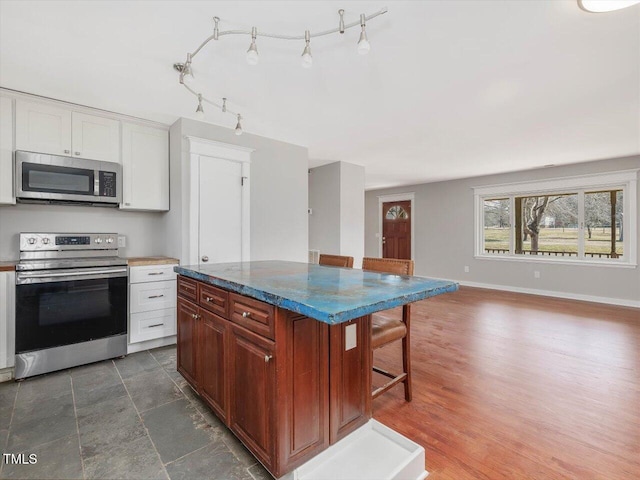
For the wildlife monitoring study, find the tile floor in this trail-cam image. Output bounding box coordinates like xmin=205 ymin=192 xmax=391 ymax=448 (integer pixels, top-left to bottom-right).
xmin=0 ymin=346 xmax=273 ymax=480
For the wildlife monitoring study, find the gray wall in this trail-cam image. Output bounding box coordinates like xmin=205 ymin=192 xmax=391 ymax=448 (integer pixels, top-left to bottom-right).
xmin=308 ymin=162 xmax=341 ymax=255
xmin=365 ymin=156 xmax=640 ymax=304
xmin=164 ymin=118 xmax=309 ymax=265
xmin=308 ymin=161 xmax=365 ymax=266
xmin=0 ymin=203 xmax=165 ymax=260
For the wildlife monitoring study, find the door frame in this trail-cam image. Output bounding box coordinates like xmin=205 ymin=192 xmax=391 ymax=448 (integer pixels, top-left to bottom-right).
xmin=186 ymin=136 xmax=254 ymax=265
xmin=377 ymin=192 xmax=415 ymax=260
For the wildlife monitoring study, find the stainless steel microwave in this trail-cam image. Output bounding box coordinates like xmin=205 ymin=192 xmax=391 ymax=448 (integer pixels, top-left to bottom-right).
xmin=15 ymin=151 xmax=122 ymax=206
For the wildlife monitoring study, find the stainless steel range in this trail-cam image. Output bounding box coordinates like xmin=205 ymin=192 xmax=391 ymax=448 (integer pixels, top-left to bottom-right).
xmin=15 ymin=233 xmax=128 ymax=379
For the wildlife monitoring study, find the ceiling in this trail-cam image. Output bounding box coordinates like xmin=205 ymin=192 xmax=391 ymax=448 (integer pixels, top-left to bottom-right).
xmin=1 ymin=1 xmax=638 ymax=189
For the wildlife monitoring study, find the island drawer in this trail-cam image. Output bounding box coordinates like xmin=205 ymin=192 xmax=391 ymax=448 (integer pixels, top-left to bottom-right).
xmin=198 ymin=283 xmax=229 ymax=318
xmin=229 ymin=293 xmax=275 ymax=340
xmin=177 ymin=276 xmax=198 ymax=302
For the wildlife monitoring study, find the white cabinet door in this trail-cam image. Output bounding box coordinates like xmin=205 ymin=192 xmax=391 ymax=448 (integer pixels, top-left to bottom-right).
xmin=71 ymin=112 xmax=120 ymax=163
xmin=15 ymin=100 xmax=72 ymax=156
xmin=121 ymin=122 xmax=169 ymax=211
xmin=0 ymin=271 xmax=15 ymax=370
xmin=0 ymin=96 xmax=15 ymax=205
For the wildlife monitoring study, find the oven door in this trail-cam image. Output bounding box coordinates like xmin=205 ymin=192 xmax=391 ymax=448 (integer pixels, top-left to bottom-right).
xmin=15 ymin=267 xmax=128 ymax=354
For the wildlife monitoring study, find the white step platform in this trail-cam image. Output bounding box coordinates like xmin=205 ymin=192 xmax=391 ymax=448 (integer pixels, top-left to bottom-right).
xmin=284 ymin=420 xmax=428 ymax=480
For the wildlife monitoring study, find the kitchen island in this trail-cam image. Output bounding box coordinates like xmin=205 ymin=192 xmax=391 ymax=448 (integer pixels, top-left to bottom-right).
xmin=174 ymin=261 xmax=457 ymax=478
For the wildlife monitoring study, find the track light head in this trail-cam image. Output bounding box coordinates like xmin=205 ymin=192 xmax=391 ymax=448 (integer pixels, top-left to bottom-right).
xmin=235 ymin=114 xmax=243 ymax=135
xmin=301 ymin=30 xmax=313 ymax=68
xmin=195 ymin=94 xmax=205 ymax=119
xmin=246 ymin=27 xmax=259 ymax=65
xmin=357 ymin=14 xmax=370 ymax=55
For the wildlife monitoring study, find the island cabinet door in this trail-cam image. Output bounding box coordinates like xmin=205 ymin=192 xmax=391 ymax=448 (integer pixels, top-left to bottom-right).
xmin=198 ymin=309 xmax=229 ymax=422
xmin=177 ymin=297 xmax=198 ymax=388
xmin=329 ymin=315 xmax=372 ymax=443
xmin=229 ymin=324 xmax=276 ymax=472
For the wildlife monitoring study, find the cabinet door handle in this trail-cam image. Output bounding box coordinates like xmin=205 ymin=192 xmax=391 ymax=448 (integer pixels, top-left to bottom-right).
xmin=242 ymin=311 xmax=251 ymax=318
xmin=191 ymin=313 xmax=198 ymax=319
xmin=148 ymin=272 xmax=164 ymax=276
xmin=64 ymin=149 xmax=70 ymax=154
xmin=75 ymin=151 xmax=81 ymax=156
xmin=148 ymin=323 xmax=164 ymax=328
xmin=264 ymin=355 xmax=272 ymax=363
xmin=148 ymin=294 xmax=164 ymax=299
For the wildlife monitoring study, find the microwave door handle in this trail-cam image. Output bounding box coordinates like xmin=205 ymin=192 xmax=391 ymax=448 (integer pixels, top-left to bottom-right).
xmin=94 ymin=170 xmax=100 ymax=196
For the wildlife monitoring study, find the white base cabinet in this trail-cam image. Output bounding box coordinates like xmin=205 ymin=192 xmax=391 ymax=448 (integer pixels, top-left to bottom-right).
xmin=0 ymin=271 xmax=15 ymax=371
xmin=129 ymin=264 xmax=177 ymax=346
xmin=0 ymin=96 xmax=15 ymax=205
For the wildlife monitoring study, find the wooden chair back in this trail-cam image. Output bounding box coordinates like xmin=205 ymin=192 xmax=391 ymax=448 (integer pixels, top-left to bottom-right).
xmin=318 ymin=254 xmax=354 ymax=268
xmin=362 ymin=257 xmax=414 ymax=276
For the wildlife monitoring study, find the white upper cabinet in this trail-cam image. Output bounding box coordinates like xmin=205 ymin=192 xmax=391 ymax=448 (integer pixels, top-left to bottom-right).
xmin=71 ymin=112 xmax=120 ymax=163
xmin=121 ymin=122 xmax=169 ymax=211
xmin=0 ymin=96 xmax=15 ymax=205
xmin=15 ymin=100 xmax=120 ymax=163
xmin=15 ymin=100 xmax=72 ymax=156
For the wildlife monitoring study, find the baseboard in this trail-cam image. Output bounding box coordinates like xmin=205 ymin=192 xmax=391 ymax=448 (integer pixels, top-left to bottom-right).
xmin=452 ymin=280 xmax=640 ymax=309
xmin=0 ymin=366 xmax=14 ymax=383
xmin=127 ymin=335 xmax=176 ymax=354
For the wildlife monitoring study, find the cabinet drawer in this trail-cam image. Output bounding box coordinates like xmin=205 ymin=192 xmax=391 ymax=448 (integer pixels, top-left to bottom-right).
xmin=198 ymin=283 xmax=229 ymax=318
xmin=130 ymin=280 xmax=177 ymax=313
xmin=130 ymin=264 xmax=177 ymax=284
xmin=130 ymin=308 xmax=176 ymax=344
xmin=229 ymin=293 xmax=275 ymax=340
xmin=178 ymin=276 xmax=197 ymax=301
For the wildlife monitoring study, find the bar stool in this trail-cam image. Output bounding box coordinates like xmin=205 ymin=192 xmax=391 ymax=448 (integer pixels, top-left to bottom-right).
xmin=318 ymin=254 xmax=354 ymax=268
xmin=362 ymin=257 xmax=414 ymax=401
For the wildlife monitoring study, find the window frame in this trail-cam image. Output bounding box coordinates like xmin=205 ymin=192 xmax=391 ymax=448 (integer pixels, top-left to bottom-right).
xmin=473 ymin=170 xmax=638 ymax=267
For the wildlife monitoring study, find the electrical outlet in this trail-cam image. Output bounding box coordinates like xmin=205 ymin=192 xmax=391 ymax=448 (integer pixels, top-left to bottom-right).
xmin=534 ymin=270 xmax=540 ymax=279
xmin=464 ymin=266 xmax=470 ymax=273
xmin=117 ymin=235 xmax=126 ymax=248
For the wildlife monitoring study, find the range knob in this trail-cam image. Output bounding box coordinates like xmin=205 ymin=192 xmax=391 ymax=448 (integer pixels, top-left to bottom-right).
xmin=106 ymin=237 xmax=114 ymax=244
xmin=42 ymin=238 xmax=50 ymax=245
xmin=94 ymin=238 xmax=103 ymax=244
xmin=27 ymin=237 xmax=37 ymax=245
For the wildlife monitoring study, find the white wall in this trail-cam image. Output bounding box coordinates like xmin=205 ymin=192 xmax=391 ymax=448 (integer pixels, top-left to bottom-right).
xmin=365 ymin=156 xmax=640 ymax=305
xmin=164 ymin=118 xmax=309 ymax=265
xmin=308 ymin=161 xmax=365 ymax=266
xmin=0 ymin=203 xmax=165 ymax=260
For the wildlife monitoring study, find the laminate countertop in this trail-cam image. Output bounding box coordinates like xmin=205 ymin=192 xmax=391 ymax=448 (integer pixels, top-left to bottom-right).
xmin=175 ymin=260 xmax=458 ymax=325
xmin=127 ymin=256 xmax=179 ymax=266
xmin=0 ymin=261 xmax=17 ymax=272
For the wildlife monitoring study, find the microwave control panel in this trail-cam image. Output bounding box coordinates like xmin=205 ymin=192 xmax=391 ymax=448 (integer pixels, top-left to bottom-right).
xmin=99 ymin=171 xmax=117 ymax=197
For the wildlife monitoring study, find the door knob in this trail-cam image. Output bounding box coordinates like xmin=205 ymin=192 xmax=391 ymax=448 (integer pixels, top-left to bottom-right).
xmin=201 ymin=256 xmax=209 ymax=262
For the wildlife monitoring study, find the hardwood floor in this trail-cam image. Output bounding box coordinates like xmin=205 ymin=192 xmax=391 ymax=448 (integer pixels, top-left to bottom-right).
xmin=372 ymin=286 xmax=640 ymax=480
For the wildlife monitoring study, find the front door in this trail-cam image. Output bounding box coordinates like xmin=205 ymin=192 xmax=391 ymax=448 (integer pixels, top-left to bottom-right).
xmin=198 ymin=155 xmax=245 ymax=264
xmin=382 ymin=201 xmax=411 ymax=259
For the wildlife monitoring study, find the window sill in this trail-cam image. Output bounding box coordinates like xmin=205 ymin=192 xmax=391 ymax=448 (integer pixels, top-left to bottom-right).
xmin=474 ymin=254 xmax=637 ymax=268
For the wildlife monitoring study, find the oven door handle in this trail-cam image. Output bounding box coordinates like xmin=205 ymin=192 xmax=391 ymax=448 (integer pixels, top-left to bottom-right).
xmin=17 ymin=267 xmax=128 ymax=284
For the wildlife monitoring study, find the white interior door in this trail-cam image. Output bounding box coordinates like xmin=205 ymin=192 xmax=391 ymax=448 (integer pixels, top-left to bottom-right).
xmin=198 ymin=155 xmax=245 ymax=264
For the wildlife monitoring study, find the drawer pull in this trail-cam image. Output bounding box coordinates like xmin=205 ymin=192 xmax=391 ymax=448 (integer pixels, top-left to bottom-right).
xmin=148 ymin=323 xmax=164 ymax=328
xmin=264 ymin=355 xmax=272 ymax=363
xmin=205 ymin=296 xmax=214 ymax=302
xmin=191 ymin=313 xmax=198 ymax=319
xmin=148 ymin=272 xmax=165 ymax=276
xmin=148 ymin=294 xmax=165 ymax=299
xmin=242 ymin=311 xmax=252 ymax=318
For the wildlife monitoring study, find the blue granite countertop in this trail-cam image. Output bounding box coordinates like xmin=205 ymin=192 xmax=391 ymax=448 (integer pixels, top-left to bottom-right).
xmin=175 ymin=261 xmax=458 ymax=325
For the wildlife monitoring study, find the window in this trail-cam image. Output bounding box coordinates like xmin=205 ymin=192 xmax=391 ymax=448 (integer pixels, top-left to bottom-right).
xmin=474 ymin=170 xmax=637 ymax=265
xmin=386 ymin=205 xmax=409 ymax=219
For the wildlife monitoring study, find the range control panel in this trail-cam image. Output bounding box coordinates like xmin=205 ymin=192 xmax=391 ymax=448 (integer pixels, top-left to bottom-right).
xmin=20 ymin=233 xmax=118 ymax=251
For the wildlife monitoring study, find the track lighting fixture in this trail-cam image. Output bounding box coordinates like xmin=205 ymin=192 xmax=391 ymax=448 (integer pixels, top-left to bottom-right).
xmin=357 ymin=14 xmax=371 ymax=55
xmin=246 ymin=27 xmax=259 ymax=65
xmin=301 ymin=30 xmax=313 ymax=69
xmin=174 ymin=7 xmax=388 ymax=133
xmin=195 ymin=94 xmax=205 ymax=118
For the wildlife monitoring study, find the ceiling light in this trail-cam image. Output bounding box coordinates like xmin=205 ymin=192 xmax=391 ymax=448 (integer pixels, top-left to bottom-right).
xmin=195 ymin=94 xmax=205 ymax=119
xmin=173 ymin=7 xmax=388 ymax=132
xmin=578 ymin=0 xmax=640 ymax=12
xmin=301 ymin=30 xmax=313 ymax=68
xmin=357 ymin=14 xmax=370 ymax=55
xmin=246 ymin=27 xmax=259 ymax=65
